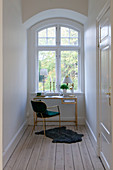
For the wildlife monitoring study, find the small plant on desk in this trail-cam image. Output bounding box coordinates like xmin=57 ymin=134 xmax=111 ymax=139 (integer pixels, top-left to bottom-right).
xmin=60 ymin=84 xmax=68 ymax=96
xmin=60 ymin=84 xmax=68 ymax=90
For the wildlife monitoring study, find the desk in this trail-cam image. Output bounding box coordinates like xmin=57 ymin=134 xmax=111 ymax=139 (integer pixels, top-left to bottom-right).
xmin=33 ymin=96 xmax=78 ymax=127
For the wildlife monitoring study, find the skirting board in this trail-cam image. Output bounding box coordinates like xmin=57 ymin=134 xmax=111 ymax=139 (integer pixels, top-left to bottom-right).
xmin=3 ymin=120 xmax=28 ymax=168
xmin=28 ymin=117 xmax=85 ymax=126
xmin=86 ymin=120 xmax=97 ymax=153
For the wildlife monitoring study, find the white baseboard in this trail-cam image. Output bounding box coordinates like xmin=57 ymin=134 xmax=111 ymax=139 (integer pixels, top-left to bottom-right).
xmin=86 ymin=120 xmax=97 ymax=152
xmin=28 ymin=117 xmax=85 ymax=126
xmin=3 ymin=120 xmax=28 ymax=168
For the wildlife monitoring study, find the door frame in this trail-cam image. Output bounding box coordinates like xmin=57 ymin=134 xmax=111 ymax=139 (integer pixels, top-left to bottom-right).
xmin=96 ymin=0 xmax=112 ymax=166
xmin=0 ymin=0 xmax=3 ymax=169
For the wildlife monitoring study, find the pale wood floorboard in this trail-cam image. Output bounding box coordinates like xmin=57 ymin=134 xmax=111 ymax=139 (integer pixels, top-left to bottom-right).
xmin=55 ymin=143 xmax=64 ymax=170
xmin=4 ymin=125 xmax=105 ymax=170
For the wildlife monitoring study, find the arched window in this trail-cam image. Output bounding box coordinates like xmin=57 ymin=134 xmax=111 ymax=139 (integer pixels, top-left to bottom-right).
xmin=29 ymin=19 xmax=84 ymax=93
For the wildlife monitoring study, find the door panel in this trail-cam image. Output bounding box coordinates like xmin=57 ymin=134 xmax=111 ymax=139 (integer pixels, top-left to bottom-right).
xmin=99 ymin=9 xmax=112 ymax=170
xmin=101 ymin=47 xmax=111 ymax=133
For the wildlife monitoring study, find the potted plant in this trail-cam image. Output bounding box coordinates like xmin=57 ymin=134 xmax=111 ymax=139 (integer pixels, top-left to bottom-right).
xmin=60 ymin=84 xmax=68 ymax=95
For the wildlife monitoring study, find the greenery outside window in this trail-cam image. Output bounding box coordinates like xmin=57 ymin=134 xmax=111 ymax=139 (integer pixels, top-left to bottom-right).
xmin=33 ymin=19 xmax=84 ymax=93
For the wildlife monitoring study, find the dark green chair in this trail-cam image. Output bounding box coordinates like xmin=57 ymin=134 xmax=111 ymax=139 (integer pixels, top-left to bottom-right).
xmin=31 ymin=100 xmax=61 ymax=135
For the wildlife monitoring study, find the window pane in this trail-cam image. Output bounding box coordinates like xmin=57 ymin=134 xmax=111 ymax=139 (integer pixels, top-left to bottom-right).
xmin=38 ymin=38 xmax=46 ymax=45
xmin=48 ymin=27 xmax=56 ymax=37
xmin=61 ymin=27 xmax=69 ymax=37
xmin=38 ymin=51 xmax=56 ymax=91
xmin=38 ymin=27 xmax=56 ymax=46
xmin=61 ymin=38 xmax=69 ymax=45
xmin=61 ymin=27 xmax=79 ymax=46
xmin=61 ymin=51 xmax=78 ymax=90
xmin=48 ymin=38 xmax=55 ymax=45
xmin=70 ymin=38 xmax=78 ymax=45
xmin=38 ymin=29 xmax=46 ymax=37
xmin=70 ymin=29 xmax=78 ymax=37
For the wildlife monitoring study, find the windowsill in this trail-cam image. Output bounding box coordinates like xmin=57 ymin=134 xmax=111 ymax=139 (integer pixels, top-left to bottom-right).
xmin=45 ymin=91 xmax=84 ymax=95
xmin=30 ymin=91 xmax=84 ymax=97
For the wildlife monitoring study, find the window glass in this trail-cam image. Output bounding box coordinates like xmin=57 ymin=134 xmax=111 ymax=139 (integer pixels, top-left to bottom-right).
xmin=61 ymin=51 xmax=78 ymax=90
xmin=38 ymin=27 xmax=56 ymax=46
xmin=61 ymin=27 xmax=78 ymax=46
xmin=36 ymin=24 xmax=82 ymax=92
xmin=38 ymin=51 xmax=56 ymax=91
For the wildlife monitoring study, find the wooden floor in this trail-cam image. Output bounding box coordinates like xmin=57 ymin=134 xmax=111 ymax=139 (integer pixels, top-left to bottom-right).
xmin=4 ymin=126 xmax=105 ymax=170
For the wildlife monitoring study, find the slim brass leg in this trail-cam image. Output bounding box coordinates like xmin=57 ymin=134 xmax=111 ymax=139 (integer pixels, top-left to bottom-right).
xmin=57 ymin=106 xmax=61 ymax=128
xmin=45 ymin=119 xmax=46 ymax=131
xmin=75 ymin=99 xmax=78 ymax=130
xmin=32 ymin=112 xmax=36 ymax=134
xmin=36 ymin=116 xmax=38 ymax=131
xmin=31 ymin=126 xmax=35 ymax=134
xmin=34 ymin=112 xmax=36 ymax=131
xmin=59 ymin=115 xmax=61 ymax=127
xmin=42 ymin=118 xmax=46 ymax=136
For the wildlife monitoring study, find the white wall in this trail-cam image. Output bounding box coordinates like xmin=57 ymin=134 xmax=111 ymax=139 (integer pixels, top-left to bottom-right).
xmin=0 ymin=0 xmax=3 ymax=168
xmin=3 ymin=0 xmax=27 ymax=163
xmin=84 ymin=0 xmax=107 ymax=138
xmin=21 ymin=0 xmax=88 ymax=22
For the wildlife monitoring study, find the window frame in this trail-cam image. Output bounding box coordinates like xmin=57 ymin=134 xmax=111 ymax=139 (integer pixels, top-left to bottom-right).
xmin=29 ymin=18 xmax=84 ymax=93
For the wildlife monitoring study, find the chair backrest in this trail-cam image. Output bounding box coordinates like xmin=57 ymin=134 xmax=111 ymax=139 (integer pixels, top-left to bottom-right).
xmin=31 ymin=100 xmax=47 ymax=114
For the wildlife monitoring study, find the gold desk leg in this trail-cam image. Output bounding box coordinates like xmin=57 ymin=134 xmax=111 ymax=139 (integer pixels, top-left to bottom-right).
xmin=59 ymin=115 xmax=61 ymax=127
xmin=32 ymin=112 xmax=36 ymax=134
xmin=42 ymin=118 xmax=46 ymax=136
xmin=75 ymin=99 xmax=78 ymax=129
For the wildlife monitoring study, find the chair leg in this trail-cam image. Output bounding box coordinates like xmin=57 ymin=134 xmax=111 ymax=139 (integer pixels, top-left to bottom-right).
xmin=45 ymin=119 xmax=46 ymax=131
xmin=57 ymin=106 xmax=61 ymax=128
xmin=42 ymin=118 xmax=46 ymax=136
xmin=31 ymin=126 xmax=35 ymax=134
xmin=32 ymin=112 xmax=36 ymax=134
xmin=59 ymin=115 xmax=61 ymax=127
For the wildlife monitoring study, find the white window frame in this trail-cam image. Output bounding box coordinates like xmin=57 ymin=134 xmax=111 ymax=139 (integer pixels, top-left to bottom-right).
xmin=28 ymin=18 xmax=84 ymax=94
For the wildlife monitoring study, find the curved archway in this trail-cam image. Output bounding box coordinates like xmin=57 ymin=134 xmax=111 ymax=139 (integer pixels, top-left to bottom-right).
xmin=24 ymin=9 xmax=87 ymax=29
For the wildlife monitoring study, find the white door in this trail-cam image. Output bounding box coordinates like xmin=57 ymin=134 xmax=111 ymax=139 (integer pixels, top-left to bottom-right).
xmin=99 ymin=8 xmax=112 ymax=170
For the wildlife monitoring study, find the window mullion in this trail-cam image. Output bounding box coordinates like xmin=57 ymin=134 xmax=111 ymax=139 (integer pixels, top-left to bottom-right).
xmin=56 ymin=48 xmax=61 ymax=92
xmin=59 ymin=46 xmax=80 ymax=51
xmin=56 ymin=25 xmax=60 ymax=92
xmin=56 ymin=25 xmax=59 ymax=92
xmin=78 ymin=50 xmax=80 ymax=92
xmin=56 ymin=25 xmax=60 ymax=46
xmin=46 ymin=28 xmax=48 ymax=45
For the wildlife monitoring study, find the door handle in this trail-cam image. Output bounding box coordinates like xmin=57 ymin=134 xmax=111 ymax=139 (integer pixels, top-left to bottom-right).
xmin=105 ymin=92 xmax=111 ymax=96
xmin=105 ymin=92 xmax=111 ymax=105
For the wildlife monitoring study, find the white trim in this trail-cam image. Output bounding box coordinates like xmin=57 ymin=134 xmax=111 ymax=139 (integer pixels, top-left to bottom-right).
xmin=3 ymin=120 xmax=28 ymax=167
xmin=96 ymin=0 xmax=110 ymax=22
xmin=111 ymin=1 xmax=113 ymax=170
xmin=28 ymin=116 xmax=85 ymax=126
xmin=0 ymin=0 xmax=3 ymax=169
xmin=86 ymin=120 xmax=97 ymax=152
xmin=23 ymin=9 xmax=87 ymax=28
xmin=100 ymin=152 xmax=110 ymax=170
xmin=96 ymin=19 xmax=100 ymax=156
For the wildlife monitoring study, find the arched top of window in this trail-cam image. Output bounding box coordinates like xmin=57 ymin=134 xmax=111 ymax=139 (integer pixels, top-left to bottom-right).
xmin=37 ymin=25 xmax=79 ymax=47
xmin=38 ymin=26 xmax=56 ymax=46
xmin=61 ymin=27 xmax=79 ymax=46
